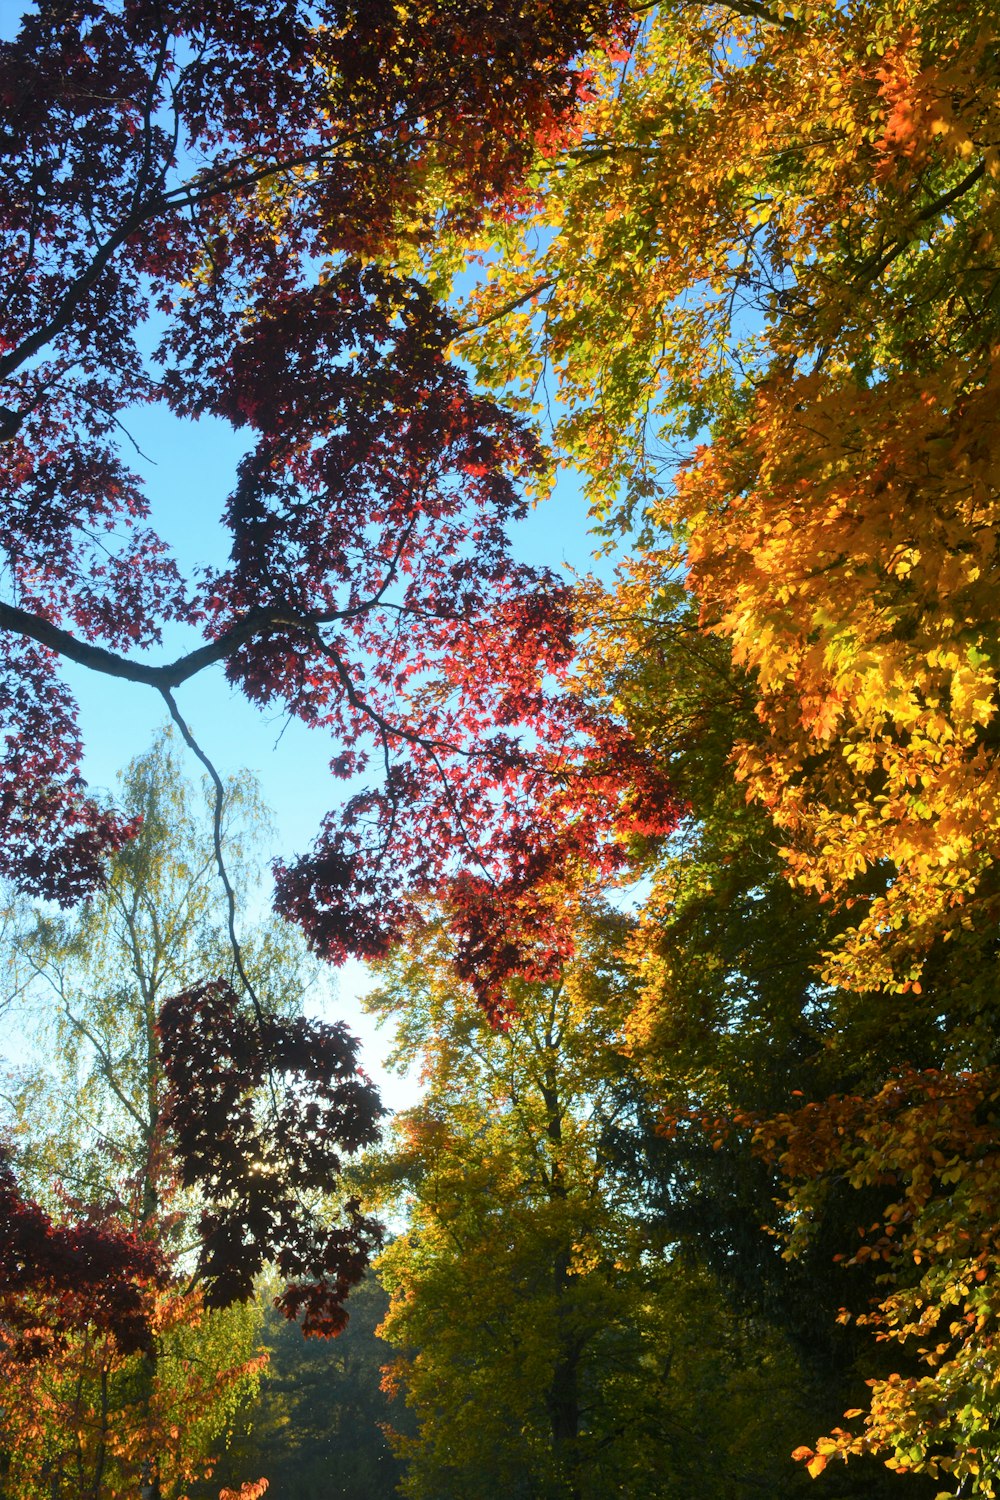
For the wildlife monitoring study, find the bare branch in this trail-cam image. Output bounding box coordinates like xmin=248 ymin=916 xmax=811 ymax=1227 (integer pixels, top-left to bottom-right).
xmin=159 ymin=689 xmax=264 ymax=1024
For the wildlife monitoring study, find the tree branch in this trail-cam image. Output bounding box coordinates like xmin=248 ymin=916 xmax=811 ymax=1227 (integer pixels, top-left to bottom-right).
xmin=159 ymin=689 xmax=264 ymax=1026
xmin=0 ymin=599 xmax=357 ymax=688
xmin=696 ymin=0 xmax=800 ymax=29
xmin=456 ymin=276 xmax=559 ymax=337
xmin=862 ymin=159 xmax=986 ymax=283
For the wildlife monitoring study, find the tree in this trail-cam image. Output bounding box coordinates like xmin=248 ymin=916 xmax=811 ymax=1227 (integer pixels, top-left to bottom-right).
xmin=3 ymin=730 xmax=380 ymax=1337
xmin=748 ymin=1070 xmax=1000 ymax=1495
xmin=0 ymin=1276 xmax=264 ymax=1500
xmin=0 ymin=732 xmax=321 ymax=1496
xmin=420 ymin=0 xmax=1000 ymax=1486
xmin=0 ymin=0 xmax=645 ymax=980
xmin=357 ymin=910 xmax=820 ymax=1500
xmin=6 ymin=728 xmax=311 ymax=1220
xmin=202 ymin=1270 xmax=408 ymax=1500
xmin=441 ymin=0 xmax=1000 ymax=997
xmin=0 ymin=0 xmax=667 ymax=1343
xmin=562 ymin=582 xmax=938 ymax=1498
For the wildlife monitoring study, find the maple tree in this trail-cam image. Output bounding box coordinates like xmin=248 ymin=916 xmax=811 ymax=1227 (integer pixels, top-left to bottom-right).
xmin=0 ymin=0 xmax=662 ymax=1350
xmin=0 ymin=1148 xmax=167 ymax=1360
xmin=0 ymin=0 xmax=644 ymax=981
xmin=12 ymin=0 xmax=1000 ymax=1487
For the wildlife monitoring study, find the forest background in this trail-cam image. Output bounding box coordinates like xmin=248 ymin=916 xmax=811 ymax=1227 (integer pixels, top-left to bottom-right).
xmin=2 ymin=0 xmax=999 ymax=1497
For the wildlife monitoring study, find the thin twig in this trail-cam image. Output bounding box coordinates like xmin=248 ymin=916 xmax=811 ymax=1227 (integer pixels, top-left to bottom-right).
xmin=159 ymin=687 xmax=263 ymax=1023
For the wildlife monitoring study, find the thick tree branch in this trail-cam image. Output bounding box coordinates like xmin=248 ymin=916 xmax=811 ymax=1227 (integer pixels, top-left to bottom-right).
xmin=716 ymin=0 xmax=799 ymax=27
xmin=0 ymin=177 xmax=172 ymax=383
xmin=457 ymin=276 xmax=559 ymax=336
xmin=862 ymin=159 xmax=986 ymax=283
xmin=0 ymin=599 xmax=349 ymax=687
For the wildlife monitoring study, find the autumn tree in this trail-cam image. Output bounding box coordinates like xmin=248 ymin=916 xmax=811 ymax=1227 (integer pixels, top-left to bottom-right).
xmin=0 ymin=732 xmax=321 ymax=1497
xmin=355 ymin=909 xmax=819 ymax=1500
xmin=416 ymin=0 xmax=1000 ymax=1487
xmin=0 ymin=1280 xmax=264 ymax=1500
xmin=0 ymin=0 xmax=642 ymax=976
xmin=536 ymin=579 xmax=945 ymax=1498
xmin=0 ymin=0 xmax=663 ymax=1342
xmin=440 ymin=0 xmax=1000 ymax=997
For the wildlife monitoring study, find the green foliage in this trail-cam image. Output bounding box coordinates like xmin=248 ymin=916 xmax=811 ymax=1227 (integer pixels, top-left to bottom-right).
xmin=356 ymin=913 xmax=824 ymax=1499
xmin=3 ymin=725 xmax=316 ymax=1226
xmin=201 ymin=1272 xmax=405 ymax=1500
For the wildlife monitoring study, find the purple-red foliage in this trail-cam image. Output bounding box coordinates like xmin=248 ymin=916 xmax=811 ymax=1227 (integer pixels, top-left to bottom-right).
xmin=0 ymin=641 xmax=140 ymax=901
xmin=0 ymin=1 xmax=646 ymax=978
xmin=0 ymin=1148 xmax=167 ymax=1357
xmin=0 ymin=0 xmax=669 ymax=1356
xmin=159 ymin=980 xmax=383 ymax=1334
